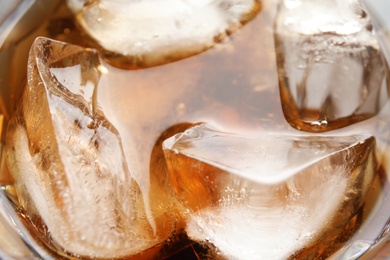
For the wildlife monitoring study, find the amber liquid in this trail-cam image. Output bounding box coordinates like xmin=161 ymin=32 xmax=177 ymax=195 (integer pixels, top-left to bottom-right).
xmin=1 ymin=0 xmax=389 ymax=259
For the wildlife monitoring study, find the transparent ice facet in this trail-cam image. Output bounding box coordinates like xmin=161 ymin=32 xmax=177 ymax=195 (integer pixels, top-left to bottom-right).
xmin=66 ymin=0 xmax=261 ymax=68
xmin=163 ymin=124 xmax=377 ymax=259
xmin=5 ymin=37 xmax=177 ymax=259
xmin=275 ymin=0 xmax=389 ymax=132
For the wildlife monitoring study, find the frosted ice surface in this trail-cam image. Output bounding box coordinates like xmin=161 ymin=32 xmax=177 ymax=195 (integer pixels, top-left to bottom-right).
xmin=67 ymin=0 xmax=260 ymax=66
xmin=5 ymin=37 xmax=174 ymax=258
xmin=275 ymin=0 xmax=388 ymax=132
xmin=163 ymin=124 xmax=377 ymax=259
xmin=281 ymin=0 xmax=370 ymax=35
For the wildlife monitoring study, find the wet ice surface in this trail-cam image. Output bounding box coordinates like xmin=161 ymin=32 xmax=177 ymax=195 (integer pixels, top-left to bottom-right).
xmin=281 ymin=0 xmax=369 ymax=35
xmin=5 ymin=37 xmax=177 ymax=258
xmin=3 ymin=0 xmax=390 ymax=258
xmin=4 ymin=3 xmax=283 ymax=256
xmin=163 ymin=124 xmax=377 ymax=259
xmin=66 ymin=0 xmax=260 ymax=67
xmin=275 ymin=0 xmax=388 ymax=132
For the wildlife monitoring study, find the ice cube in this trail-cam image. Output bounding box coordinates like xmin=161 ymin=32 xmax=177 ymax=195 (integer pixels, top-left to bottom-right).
xmin=275 ymin=0 xmax=389 ymax=132
xmin=163 ymin=124 xmax=377 ymax=259
xmin=5 ymin=37 xmax=179 ymax=259
xmin=66 ymin=0 xmax=261 ymax=68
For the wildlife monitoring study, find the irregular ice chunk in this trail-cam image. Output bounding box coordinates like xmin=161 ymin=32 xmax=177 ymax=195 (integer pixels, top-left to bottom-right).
xmin=275 ymin=0 xmax=388 ymax=132
xmin=67 ymin=0 xmax=260 ymax=68
xmin=163 ymin=124 xmax=377 ymax=259
xmin=5 ymin=37 xmax=176 ymax=258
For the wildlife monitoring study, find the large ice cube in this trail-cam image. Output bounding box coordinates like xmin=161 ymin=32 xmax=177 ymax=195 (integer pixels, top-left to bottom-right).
xmin=5 ymin=37 xmax=179 ymax=259
xmin=66 ymin=0 xmax=261 ymax=68
xmin=163 ymin=124 xmax=377 ymax=259
xmin=275 ymin=0 xmax=389 ymax=132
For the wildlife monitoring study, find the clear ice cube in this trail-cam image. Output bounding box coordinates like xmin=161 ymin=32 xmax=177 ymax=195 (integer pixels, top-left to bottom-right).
xmin=5 ymin=37 xmax=179 ymax=258
xmin=163 ymin=124 xmax=377 ymax=259
xmin=66 ymin=0 xmax=261 ymax=68
xmin=275 ymin=0 xmax=389 ymax=132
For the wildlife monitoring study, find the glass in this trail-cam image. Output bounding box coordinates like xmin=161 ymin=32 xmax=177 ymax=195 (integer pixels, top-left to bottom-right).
xmin=0 ymin=0 xmax=390 ymax=259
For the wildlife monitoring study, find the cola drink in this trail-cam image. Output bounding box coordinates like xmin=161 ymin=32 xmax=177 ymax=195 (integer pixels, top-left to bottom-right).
xmin=0 ymin=0 xmax=389 ymax=259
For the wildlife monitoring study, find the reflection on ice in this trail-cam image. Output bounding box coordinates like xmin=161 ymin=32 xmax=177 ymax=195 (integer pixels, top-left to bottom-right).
xmin=3 ymin=0 xmax=390 ymax=258
xmin=280 ymin=0 xmax=369 ymax=35
xmin=275 ymin=0 xmax=388 ymax=132
xmin=67 ymin=0 xmax=261 ymax=68
xmin=163 ymin=124 xmax=377 ymax=259
xmin=5 ymin=37 xmax=178 ymax=258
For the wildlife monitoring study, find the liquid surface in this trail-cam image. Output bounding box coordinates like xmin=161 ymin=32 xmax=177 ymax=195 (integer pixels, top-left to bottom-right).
xmin=1 ymin=0 xmax=390 ymax=259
